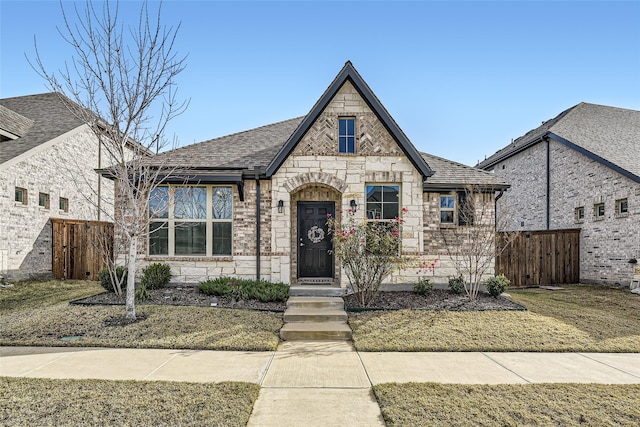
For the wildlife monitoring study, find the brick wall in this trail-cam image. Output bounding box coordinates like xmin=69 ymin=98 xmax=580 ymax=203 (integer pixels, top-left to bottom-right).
xmin=493 ymin=139 xmax=640 ymax=284
xmin=0 ymin=127 xmax=113 ymax=280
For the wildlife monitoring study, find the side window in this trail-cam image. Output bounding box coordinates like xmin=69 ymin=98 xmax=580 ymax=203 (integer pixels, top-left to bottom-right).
xmin=338 ymin=118 xmax=355 ymax=153
xmin=15 ymin=187 xmax=27 ymax=205
xmin=440 ymin=195 xmax=455 ymax=224
xmin=39 ymin=192 xmax=50 ymax=209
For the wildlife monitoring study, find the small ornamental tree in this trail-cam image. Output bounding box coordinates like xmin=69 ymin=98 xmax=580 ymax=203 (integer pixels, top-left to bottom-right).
xmin=327 ymin=210 xmax=406 ymax=307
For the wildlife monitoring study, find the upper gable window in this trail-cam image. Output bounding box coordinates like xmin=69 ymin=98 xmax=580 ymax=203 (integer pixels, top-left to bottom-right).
xmin=338 ymin=118 xmax=355 ymax=153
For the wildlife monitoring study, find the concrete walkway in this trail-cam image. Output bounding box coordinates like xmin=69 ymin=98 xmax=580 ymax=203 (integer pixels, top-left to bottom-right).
xmin=2 ymin=345 xmax=639 ymax=426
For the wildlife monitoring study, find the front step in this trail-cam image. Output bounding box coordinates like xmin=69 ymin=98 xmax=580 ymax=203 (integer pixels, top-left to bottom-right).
xmin=280 ymin=322 xmax=352 ymax=341
xmin=287 ymin=296 xmax=345 ymax=310
xmin=289 ymin=286 xmax=346 ymax=297
xmin=284 ymin=307 xmax=348 ymax=323
xmin=280 ymin=296 xmax=352 ymax=341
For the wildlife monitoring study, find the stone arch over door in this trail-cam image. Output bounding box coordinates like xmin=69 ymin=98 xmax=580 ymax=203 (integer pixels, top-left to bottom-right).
xmin=290 ymin=182 xmax=342 ymax=285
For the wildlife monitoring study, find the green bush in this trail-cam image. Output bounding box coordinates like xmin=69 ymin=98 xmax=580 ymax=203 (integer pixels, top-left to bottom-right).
xmin=414 ymin=278 xmax=434 ymax=295
xmin=485 ymin=274 xmax=510 ymax=297
xmin=198 ymin=277 xmax=289 ymax=302
xmin=140 ymin=263 xmax=171 ymax=290
xmin=135 ymin=283 xmax=151 ymax=302
xmin=448 ymin=276 xmax=466 ymax=295
xmin=98 ymin=266 xmax=128 ymax=293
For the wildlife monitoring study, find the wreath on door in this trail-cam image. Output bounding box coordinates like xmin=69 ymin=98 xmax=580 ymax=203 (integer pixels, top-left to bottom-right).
xmin=307 ymin=225 xmax=325 ymax=244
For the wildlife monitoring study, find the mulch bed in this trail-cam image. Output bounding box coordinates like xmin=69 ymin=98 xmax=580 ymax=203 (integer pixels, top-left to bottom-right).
xmin=72 ymin=287 xmax=287 ymax=311
xmin=74 ymin=287 xmax=525 ymax=312
xmin=344 ymin=290 xmax=526 ymax=311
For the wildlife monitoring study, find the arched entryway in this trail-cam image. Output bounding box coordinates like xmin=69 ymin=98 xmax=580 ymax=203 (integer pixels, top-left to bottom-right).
xmin=289 ymin=183 xmax=342 ymax=285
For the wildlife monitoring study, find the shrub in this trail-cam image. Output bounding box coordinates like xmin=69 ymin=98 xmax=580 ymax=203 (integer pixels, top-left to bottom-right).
xmin=140 ymin=263 xmax=171 ymax=290
xmin=198 ymin=277 xmax=289 ymax=302
xmin=251 ymin=281 xmax=290 ymax=302
xmin=135 ymin=283 xmax=151 ymax=302
xmin=485 ymin=274 xmax=510 ymax=297
xmin=414 ymin=278 xmax=434 ymax=295
xmin=98 ymin=266 xmax=127 ymax=293
xmin=448 ymin=276 xmax=465 ymax=295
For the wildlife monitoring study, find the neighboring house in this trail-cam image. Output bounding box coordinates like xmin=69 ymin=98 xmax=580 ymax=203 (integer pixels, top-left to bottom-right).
xmin=138 ymin=62 xmax=507 ymax=287
xmin=0 ymin=93 xmax=114 ymax=280
xmin=478 ymin=102 xmax=640 ymax=285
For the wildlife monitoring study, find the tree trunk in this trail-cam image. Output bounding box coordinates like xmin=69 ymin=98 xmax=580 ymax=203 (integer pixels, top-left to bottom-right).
xmin=125 ymin=237 xmax=137 ymax=320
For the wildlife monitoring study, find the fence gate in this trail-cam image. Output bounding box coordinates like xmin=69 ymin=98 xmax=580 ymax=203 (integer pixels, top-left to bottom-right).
xmin=496 ymin=229 xmax=580 ymax=288
xmin=52 ymin=219 xmax=113 ymax=281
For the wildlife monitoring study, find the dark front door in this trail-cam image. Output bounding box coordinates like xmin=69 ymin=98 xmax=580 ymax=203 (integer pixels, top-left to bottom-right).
xmin=298 ymin=202 xmax=334 ymax=278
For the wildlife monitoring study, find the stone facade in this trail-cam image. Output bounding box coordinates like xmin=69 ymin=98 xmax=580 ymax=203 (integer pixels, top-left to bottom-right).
xmin=135 ymin=77 xmax=501 ymax=288
xmin=493 ymin=139 xmax=640 ymax=284
xmin=422 ymin=191 xmax=496 ymax=283
xmin=0 ymin=126 xmax=114 ymax=280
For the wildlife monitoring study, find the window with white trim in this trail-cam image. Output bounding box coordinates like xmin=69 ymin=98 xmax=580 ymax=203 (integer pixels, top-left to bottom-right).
xmin=59 ymin=197 xmax=69 ymax=213
xmin=440 ymin=195 xmax=455 ymax=224
xmin=15 ymin=187 xmax=27 ymax=205
xmin=38 ymin=192 xmax=50 ymax=209
xmin=575 ymin=206 xmax=584 ymax=222
xmin=594 ymin=203 xmax=605 ymax=220
xmin=616 ymin=198 xmax=628 ymax=216
xmin=148 ymin=185 xmax=233 ymax=256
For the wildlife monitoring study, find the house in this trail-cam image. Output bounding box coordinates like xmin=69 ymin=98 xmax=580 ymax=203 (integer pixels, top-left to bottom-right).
xmin=478 ymin=102 xmax=640 ymax=286
xmin=0 ymin=93 xmax=114 ymax=280
xmin=138 ymin=61 xmax=508 ymax=288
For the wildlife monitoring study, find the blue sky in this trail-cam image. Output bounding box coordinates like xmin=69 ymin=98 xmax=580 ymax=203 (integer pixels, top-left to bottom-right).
xmin=1 ymin=1 xmax=639 ymax=166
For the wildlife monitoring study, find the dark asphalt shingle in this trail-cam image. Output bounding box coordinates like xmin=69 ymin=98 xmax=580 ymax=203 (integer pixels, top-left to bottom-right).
xmin=0 ymin=93 xmax=84 ymax=164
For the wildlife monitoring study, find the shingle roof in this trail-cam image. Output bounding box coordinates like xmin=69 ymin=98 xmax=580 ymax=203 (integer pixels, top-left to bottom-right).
xmin=149 ymin=117 xmax=303 ymax=170
xmin=0 ymin=104 xmax=34 ymax=137
xmin=151 ymin=114 xmax=506 ymax=191
xmin=477 ymin=103 xmax=640 ymax=181
xmin=0 ymin=92 xmax=85 ymax=164
xmin=421 ymin=152 xmax=508 ymax=190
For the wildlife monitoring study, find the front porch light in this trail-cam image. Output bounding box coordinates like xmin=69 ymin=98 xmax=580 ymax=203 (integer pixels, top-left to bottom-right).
xmin=278 ymin=200 xmax=284 ymax=213
xmin=350 ymin=199 xmax=358 ymax=212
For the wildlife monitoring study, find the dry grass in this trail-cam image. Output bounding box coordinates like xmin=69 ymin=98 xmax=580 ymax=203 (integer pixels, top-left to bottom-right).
xmin=350 ymin=284 xmax=640 ymax=352
xmin=0 ymin=376 xmax=259 ymax=426
xmin=0 ymin=281 xmax=283 ymax=351
xmin=0 ymin=280 xmax=103 ymax=313
xmin=374 ymin=383 xmax=640 ymax=426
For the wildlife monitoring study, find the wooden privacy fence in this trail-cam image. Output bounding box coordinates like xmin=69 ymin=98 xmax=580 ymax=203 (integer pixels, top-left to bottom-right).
xmin=52 ymin=219 xmax=114 ymax=281
xmin=496 ymin=229 xmax=580 ymax=288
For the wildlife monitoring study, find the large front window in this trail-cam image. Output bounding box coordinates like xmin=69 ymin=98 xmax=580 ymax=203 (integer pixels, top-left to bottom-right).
xmin=366 ymin=185 xmax=399 ymax=220
xmin=148 ymin=185 xmax=233 ymax=256
xmin=366 ymin=184 xmax=401 ymax=253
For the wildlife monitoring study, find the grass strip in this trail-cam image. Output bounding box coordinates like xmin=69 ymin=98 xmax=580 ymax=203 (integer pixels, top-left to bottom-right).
xmin=350 ymin=285 xmax=640 ymax=352
xmin=0 ymin=280 xmax=103 ymax=313
xmin=0 ymin=376 xmax=259 ymax=427
xmin=0 ymin=303 xmax=283 ymax=351
xmin=374 ymin=383 xmax=640 ymax=426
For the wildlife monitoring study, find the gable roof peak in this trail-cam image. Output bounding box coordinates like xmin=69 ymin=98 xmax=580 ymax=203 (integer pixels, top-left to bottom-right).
xmin=265 ymin=62 xmax=434 ymax=178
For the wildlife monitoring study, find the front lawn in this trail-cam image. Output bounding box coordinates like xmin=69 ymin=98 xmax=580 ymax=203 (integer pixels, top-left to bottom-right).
xmin=350 ymin=284 xmax=640 ymax=352
xmin=0 ymin=280 xmax=283 ymax=351
xmin=374 ymin=382 xmax=640 ymax=426
xmin=0 ymin=376 xmax=259 ymax=427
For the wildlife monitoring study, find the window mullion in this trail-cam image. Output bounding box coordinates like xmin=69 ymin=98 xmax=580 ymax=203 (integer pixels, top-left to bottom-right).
xmin=207 ymin=186 xmax=213 ymax=257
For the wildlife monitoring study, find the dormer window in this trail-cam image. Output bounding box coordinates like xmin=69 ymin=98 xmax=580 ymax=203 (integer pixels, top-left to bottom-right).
xmin=338 ymin=117 xmax=355 ymax=153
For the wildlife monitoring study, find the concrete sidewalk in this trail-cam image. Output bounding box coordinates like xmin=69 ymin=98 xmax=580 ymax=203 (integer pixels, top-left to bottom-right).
xmin=2 ymin=345 xmax=639 ymax=426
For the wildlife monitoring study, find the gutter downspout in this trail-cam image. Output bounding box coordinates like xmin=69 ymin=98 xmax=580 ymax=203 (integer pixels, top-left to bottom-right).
xmin=97 ymin=137 xmax=102 ymax=221
xmin=544 ymin=136 xmax=550 ymax=230
xmin=494 ymin=189 xmax=504 ymax=232
xmin=255 ymin=170 xmax=261 ymax=281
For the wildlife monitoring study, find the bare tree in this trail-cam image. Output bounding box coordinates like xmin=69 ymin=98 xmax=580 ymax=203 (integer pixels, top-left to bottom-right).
xmin=440 ymin=185 xmax=519 ymax=300
xmin=33 ymin=0 xmax=187 ymax=319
